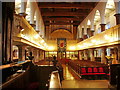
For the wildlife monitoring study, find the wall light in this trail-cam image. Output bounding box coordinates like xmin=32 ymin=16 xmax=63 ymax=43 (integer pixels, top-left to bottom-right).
xmin=91 ymin=40 xmax=96 ymax=43
xmin=104 ymin=35 xmax=110 ymax=40
xmin=48 ymin=46 xmax=55 ymax=50
xmin=69 ymin=46 xmax=76 ymax=50
xmin=21 ymin=29 xmax=24 ymax=32
xmin=34 ymin=34 xmax=39 ymax=39
xmin=40 ymin=40 xmax=44 ymax=43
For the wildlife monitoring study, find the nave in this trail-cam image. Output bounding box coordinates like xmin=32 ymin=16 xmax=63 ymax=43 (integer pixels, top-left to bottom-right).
xmin=1 ymin=0 xmax=120 ymax=90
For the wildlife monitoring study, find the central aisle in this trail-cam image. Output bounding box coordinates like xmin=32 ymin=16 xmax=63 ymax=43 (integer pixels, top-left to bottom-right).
xmin=61 ymin=64 xmax=109 ymax=89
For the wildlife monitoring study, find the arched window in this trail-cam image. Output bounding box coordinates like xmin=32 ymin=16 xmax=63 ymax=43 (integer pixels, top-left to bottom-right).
xmin=94 ymin=10 xmax=101 ymax=34
xmin=105 ymin=0 xmax=116 ymax=29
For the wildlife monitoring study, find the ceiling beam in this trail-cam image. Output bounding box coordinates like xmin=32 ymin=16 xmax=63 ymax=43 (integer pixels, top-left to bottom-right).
xmin=43 ymin=17 xmax=82 ymax=21
xmin=41 ymin=11 xmax=87 ymax=16
xmin=39 ymin=3 xmax=94 ymax=9
xmin=45 ymin=22 xmax=80 ymax=25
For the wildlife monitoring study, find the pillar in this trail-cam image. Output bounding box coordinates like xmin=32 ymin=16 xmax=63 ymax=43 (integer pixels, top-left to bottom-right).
xmin=117 ymin=45 xmax=120 ymax=63
xmin=114 ymin=47 xmax=118 ymax=61
xmin=35 ymin=49 xmax=39 ymax=62
xmin=35 ymin=9 xmax=40 ymax=32
xmin=30 ymin=2 xmax=35 ymax=26
xmin=83 ymin=27 xmax=88 ymax=39
xmin=19 ymin=1 xmax=27 ymax=17
xmin=84 ymin=50 xmax=88 ymax=60
xmin=78 ymin=27 xmax=83 ymax=42
xmin=100 ymin=24 xmax=106 ymax=32
xmin=114 ymin=14 xmax=120 ymax=25
xmin=79 ymin=51 xmax=83 ymax=60
xmin=32 ymin=48 xmax=39 ymax=62
xmin=90 ymin=20 xmax=95 ymax=37
xmin=101 ymin=47 xmax=107 ymax=64
xmin=38 ymin=50 xmax=41 ymax=61
xmin=17 ymin=45 xmax=26 ymax=61
xmin=43 ymin=50 xmax=45 ymax=60
xmin=87 ymin=28 xmax=91 ymax=38
xmin=2 ymin=2 xmax=14 ymax=63
xmin=89 ymin=49 xmax=95 ymax=61
xmin=81 ymin=28 xmax=84 ymax=39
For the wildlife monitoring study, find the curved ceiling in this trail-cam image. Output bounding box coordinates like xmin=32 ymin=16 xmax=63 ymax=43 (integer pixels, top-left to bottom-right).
xmin=50 ymin=29 xmax=73 ymax=39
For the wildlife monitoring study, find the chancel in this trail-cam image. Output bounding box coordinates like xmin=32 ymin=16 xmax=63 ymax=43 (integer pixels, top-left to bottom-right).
xmin=0 ymin=0 xmax=120 ymax=89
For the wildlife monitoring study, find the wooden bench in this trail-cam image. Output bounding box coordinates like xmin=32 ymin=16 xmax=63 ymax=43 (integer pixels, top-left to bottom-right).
xmin=68 ymin=60 xmax=109 ymax=79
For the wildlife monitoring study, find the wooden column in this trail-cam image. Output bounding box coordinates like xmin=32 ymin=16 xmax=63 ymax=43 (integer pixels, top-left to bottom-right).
xmin=101 ymin=47 xmax=107 ymax=64
xmin=78 ymin=51 xmax=79 ymax=60
xmin=79 ymin=51 xmax=83 ymax=60
xmin=89 ymin=49 xmax=95 ymax=61
xmin=81 ymin=28 xmax=84 ymax=38
xmin=19 ymin=1 xmax=27 ymax=18
xmin=100 ymin=24 xmax=106 ymax=32
xmin=84 ymin=50 xmax=88 ymax=60
xmin=117 ymin=45 xmax=120 ymax=63
xmin=114 ymin=14 xmax=120 ymax=25
xmin=17 ymin=45 xmax=26 ymax=61
xmin=2 ymin=2 xmax=15 ymax=63
xmin=44 ymin=50 xmax=45 ymax=60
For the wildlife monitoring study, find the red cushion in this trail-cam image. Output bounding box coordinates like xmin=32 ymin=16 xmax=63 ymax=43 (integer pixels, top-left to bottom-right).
xmin=81 ymin=68 xmax=86 ymax=73
xmin=99 ymin=67 xmax=104 ymax=72
xmin=88 ymin=68 xmax=92 ymax=73
xmin=93 ymin=67 xmax=98 ymax=72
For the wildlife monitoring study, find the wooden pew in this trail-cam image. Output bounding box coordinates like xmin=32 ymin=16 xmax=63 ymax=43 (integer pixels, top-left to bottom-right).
xmin=68 ymin=60 xmax=109 ymax=80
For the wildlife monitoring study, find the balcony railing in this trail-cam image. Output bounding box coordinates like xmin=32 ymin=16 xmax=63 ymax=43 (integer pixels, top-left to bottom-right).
xmin=13 ymin=14 xmax=47 ymax=50
xmin=76 ymin=24 xmax=120 ymax=50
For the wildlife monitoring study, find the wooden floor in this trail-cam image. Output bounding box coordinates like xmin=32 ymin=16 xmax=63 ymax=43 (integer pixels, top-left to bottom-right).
xmin=61 ymin=64 xmax=109 ymax=89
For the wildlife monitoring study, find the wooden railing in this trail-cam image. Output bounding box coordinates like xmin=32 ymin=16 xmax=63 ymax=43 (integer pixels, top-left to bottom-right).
xmin=1 ymin=61 xmax=64 ymax=89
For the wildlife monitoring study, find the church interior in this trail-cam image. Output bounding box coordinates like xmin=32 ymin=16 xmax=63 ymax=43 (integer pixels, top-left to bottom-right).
xmin=0 ymin=0 xmax=120 ymax=89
